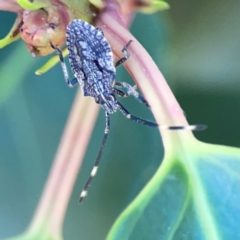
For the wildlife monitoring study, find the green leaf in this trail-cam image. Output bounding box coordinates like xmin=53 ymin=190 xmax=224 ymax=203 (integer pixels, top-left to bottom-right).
xmin=107 ymin=141 xmax=240 ymax=240
xmin=16 ymin=0 xmax=48 ymax=10
xmin=135 ymin=0 xmax=170 ymax=14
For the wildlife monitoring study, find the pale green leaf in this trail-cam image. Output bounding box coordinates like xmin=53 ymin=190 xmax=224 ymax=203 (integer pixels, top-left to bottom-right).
xmin=136 ymin=1 xmax=170 ymax=14
xmin=107 ymin=142 xmax=240 ymax=240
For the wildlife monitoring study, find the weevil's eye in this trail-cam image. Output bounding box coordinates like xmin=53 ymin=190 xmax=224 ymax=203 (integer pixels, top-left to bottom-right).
xmin=49 ymin=23 xmax=57 ymax=30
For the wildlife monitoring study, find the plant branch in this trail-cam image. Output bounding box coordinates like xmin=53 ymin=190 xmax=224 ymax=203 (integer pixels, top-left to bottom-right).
xmin=28 ymin=90 xmax=99 ymax=235
xmin=97 ymin=10 xmax=195 ymax=153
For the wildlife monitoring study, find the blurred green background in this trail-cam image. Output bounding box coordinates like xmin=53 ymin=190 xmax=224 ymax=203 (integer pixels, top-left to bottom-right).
xmin=0 ymin=0 xmax=240 ymax=239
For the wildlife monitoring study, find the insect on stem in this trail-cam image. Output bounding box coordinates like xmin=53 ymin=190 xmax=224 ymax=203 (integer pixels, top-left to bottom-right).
xmin=51 ymin=19 xmax=207 ymax=204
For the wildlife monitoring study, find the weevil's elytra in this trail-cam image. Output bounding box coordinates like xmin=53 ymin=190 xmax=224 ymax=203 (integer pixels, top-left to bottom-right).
xmin=66 ymin=19 xmax=117 ymax=113
xmin=51 ymin=19 xmax=207 ymax=204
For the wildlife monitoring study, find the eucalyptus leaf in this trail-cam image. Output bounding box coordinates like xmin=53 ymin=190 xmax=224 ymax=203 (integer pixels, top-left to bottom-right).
xmin=107 ymin=142 xmax=240 ymax=240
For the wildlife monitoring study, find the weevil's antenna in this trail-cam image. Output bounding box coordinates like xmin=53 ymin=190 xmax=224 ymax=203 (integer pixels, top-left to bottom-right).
xmin=79 ymin=112 xmax=110 ymax=204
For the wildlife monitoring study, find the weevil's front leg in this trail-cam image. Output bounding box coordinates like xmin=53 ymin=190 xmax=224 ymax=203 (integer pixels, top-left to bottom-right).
xmin=50 ymin=42 xmax=78 ymax=88
xmin=114 ymin=88 xmax=130 ymax=98
xmin=115 ymin=40 xmax=133 ymax=67
xmin=114 ymin=81 xmax=150 ymax=107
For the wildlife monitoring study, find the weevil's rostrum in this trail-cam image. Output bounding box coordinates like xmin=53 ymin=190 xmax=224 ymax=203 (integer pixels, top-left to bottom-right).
xmin=66 ymin=20 xmax=118 ymax=113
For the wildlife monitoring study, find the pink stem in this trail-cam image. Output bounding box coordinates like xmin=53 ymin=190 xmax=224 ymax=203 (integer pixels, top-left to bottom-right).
xmin=29 ymin=89 xmax=99 ymax=233
xmin=97 ymin=10 xmax=195 ymax=151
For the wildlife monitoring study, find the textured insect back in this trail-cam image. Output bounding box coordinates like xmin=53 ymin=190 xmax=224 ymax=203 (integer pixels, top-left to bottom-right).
xmin=65 ymin=20 xmax=118 ymax=114
xmin=66 ymin=19 xmax=116 ymax=80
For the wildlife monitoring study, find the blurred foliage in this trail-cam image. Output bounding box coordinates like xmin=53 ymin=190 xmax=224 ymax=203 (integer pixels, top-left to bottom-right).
xmin=164 ymin=0 xmax=240 ymax=147
xmin=0 ymin=0 xmax=240 ymax=239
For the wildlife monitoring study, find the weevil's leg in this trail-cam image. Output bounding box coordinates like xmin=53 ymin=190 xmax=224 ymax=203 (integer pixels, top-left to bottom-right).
xmin=117 ymin=102 xmax=158 ymax=127
xmin=115 ymin=40 xmax=133 ymax=67
xmin=115 ymin=81 xmax=137 ymax=90
xmin=50 ymin=42 xmax=77 ymax=88
xmin=114 ymin=87 xmax=149 ymax=108
xmin=79 ymin=112 xmax=110 ymax=204
xmin=114 ymin=81 xmax=149 ymax=107
xmin=117 ymin=102 xmax=207 ymax=131
xmin=164 ymin=124 xmax=208 ymax=131
xmin=114 ymin=89 xmax=130 ymax=98
xmin=69 ymin=78 xmax=79 ymax=87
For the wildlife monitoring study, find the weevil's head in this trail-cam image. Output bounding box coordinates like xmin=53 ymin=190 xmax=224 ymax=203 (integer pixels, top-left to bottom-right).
xmin=20 ymin=7 xmax=69 ymax=56
xmin=95 ymin=94 xmax=118 ymax=114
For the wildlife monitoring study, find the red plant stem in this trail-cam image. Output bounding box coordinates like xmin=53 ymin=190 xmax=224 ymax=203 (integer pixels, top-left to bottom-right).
xmin=29 ymin=89 xmax=99 ymax=233
xmin=97 ymin=10 xmax=195 ymax=152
